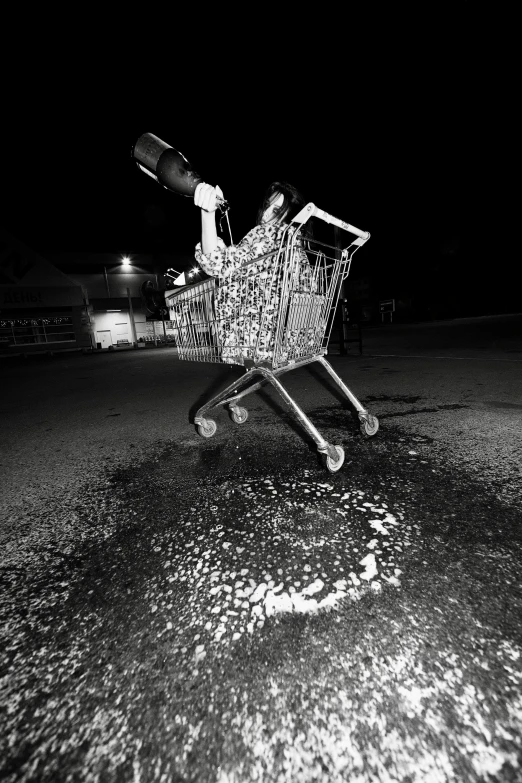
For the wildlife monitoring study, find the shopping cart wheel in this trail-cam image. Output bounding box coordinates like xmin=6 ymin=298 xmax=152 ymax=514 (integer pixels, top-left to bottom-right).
xmin=324 ymin=445 xmax=345 ymax=473
xmin=197 ymin=418 xmax=217 ymax=438
xmin=230 ymin=406 xmax=249 ymax=425
xmin=360 ymin=414 xmax=379 ymax=438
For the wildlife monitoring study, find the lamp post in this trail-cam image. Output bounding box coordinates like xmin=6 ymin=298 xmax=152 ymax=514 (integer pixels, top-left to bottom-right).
xmin=121 ymin=256 xmax=138 ymax=348
xmin=103 ymin=265 xmax=111 ymax=297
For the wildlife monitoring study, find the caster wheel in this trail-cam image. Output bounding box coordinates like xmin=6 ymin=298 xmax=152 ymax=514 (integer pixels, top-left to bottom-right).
xmin=230 ymin=406 xmax=248 ymax=425
xmin=324 ymin=445 xmax=345 ymax=473
xmin=360 ymin=414 xmax=379 ymax=437
xmin=197 ymin=418 xmax=217 ymax=438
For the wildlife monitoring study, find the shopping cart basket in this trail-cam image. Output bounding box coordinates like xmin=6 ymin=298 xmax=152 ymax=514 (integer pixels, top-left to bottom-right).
xmin=166 ymin=202 xmax=378 ymax=472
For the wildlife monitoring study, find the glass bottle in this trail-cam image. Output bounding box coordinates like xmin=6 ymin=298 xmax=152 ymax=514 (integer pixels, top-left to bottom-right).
xmin=131 ymin=132 xmax=228 ymax=211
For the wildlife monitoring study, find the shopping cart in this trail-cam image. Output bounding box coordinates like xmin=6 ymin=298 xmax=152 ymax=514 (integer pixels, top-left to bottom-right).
xmin=166 ymin=202 xmax=379 ymax=472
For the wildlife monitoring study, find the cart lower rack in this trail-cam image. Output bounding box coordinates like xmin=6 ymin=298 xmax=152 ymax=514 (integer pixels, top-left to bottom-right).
xmin=166 ymin=202 xmax=379 ymax=472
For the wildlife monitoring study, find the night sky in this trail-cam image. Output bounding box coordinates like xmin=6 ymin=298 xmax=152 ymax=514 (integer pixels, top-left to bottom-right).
xmin=3 ymin=4 xmax=501 ymax=314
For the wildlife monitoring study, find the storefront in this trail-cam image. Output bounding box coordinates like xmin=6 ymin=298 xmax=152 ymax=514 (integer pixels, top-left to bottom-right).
xmin=0 ymin=230 xmax=180 ymax=354
xmin=88 ymin=300 xmax=177 ymax=347
xmin=0 ymin=231 xmax=92 ymax=354
xmin=89 ymin=297 xmax=146 ymax=348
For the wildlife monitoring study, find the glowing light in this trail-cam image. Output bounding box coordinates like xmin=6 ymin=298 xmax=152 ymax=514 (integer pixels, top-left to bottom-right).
xmin=121 ymin=256 xmax=131 ymax=266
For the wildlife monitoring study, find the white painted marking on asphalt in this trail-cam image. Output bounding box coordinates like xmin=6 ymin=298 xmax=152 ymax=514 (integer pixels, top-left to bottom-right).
xmin=371 ymin=354 xmax=522 ymax=362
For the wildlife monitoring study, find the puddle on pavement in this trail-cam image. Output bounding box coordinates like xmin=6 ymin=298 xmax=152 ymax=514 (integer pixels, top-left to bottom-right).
xmin=3 ymin=422 xmax=522 ymax=783
xmin=48 ymin=420 xmax=520 ymax=658
xmin=144 ymin=474 xmax=415 ymax=659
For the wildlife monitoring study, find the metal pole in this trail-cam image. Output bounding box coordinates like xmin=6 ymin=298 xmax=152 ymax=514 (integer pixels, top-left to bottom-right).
xmin=82 ymin=286 xmax=96 ymax=350
xmin=104 ymin=266 xmax=111 ymax=297
xmin=126 ymin=287 xmax=138 ymax=348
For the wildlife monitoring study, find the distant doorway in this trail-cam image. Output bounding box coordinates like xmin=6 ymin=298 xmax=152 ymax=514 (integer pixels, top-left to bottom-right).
xmin=96 ymin=330 xmax=112 ymax=349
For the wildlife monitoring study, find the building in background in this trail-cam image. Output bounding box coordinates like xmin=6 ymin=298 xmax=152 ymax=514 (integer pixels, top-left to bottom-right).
xmin=48 ymin=249 xmax=169 ymax=350
xmin=0 ymin=231 xmax=91 ymax=354
xmin=0 ymin=229 xmax=182 ymax=355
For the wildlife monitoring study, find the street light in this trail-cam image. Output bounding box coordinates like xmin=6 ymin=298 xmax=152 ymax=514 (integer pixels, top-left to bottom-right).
xmin=103 ymin=256 xmax=138 ymax=347
xmin=104 ymin=256 xmax=132 ymax=295
xmin=120 ymin=257 xmax=138 ymax=347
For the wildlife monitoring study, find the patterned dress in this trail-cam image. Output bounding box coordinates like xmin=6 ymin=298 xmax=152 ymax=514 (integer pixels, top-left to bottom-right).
xmin=195 ymin=222 xmax=314 ymax=364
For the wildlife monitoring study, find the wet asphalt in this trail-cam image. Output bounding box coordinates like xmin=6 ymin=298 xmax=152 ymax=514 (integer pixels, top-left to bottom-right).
xmin=1 ymin=315 xmax=522 ymax=783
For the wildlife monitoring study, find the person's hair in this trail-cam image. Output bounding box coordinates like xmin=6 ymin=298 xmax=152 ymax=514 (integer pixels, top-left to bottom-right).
xmin=256 ymin=181 xmax=311 ymax=232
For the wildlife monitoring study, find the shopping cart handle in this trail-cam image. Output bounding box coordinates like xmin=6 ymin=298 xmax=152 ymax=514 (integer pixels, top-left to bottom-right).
xmin=292 ymin=202 xmax=370 ymax=240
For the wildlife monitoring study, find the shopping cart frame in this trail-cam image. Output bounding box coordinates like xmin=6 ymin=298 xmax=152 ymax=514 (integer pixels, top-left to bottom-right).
xmin=167 ymin=203 xmax=378 ymax=472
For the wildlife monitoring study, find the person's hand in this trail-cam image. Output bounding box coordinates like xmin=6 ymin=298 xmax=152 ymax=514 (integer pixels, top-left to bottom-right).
xmin=194 ymin=183 xmax=224 ymax=213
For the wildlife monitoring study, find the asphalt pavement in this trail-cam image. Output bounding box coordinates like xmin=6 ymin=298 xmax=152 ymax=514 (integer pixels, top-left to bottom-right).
xmin=1 ymin=314 xmax=521 ymax=782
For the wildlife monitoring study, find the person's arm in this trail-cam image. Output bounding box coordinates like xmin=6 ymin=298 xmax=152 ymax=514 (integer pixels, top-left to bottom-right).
xmin=194 ymin=183 xmax=224 ymax=255
xmin=193 ymin=188 xmax=282 ymax=279
xmin=201 ymin=211 xmax=218 ymax=255
xmin=193 ymin=184 xmax=260 ymax=278
xmin=195 ymin=234 xmax=250 ymax=279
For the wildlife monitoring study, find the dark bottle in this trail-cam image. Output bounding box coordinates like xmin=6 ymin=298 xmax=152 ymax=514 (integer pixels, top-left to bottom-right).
xmin=131 ymin=132 xmax=228 ymax=211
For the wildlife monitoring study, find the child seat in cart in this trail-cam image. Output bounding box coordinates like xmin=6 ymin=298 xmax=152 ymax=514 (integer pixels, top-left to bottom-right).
xmin=166 ymin=202 xmax=379 ymax=472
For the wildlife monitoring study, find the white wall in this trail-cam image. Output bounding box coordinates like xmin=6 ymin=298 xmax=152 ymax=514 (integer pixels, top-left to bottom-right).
xmin=91 ymin=307 xmax=173 ymax=344
xmin=93 ymin=311 xmax=128 ymax=345
xmin=92 ymin=307 xmax=180 ymax=346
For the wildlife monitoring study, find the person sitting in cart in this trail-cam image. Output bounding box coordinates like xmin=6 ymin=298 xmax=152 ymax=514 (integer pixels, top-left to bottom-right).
xmin=194 ymin=181 xmax=317 ymax=364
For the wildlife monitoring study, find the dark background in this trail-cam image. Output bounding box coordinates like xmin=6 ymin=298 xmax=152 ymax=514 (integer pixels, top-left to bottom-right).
xmin=1 ymin=3 xmax=506 ymax=318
